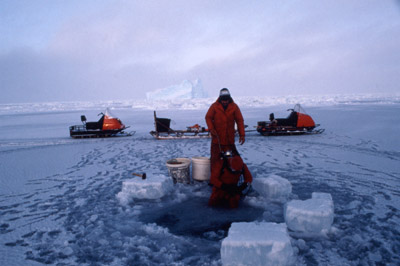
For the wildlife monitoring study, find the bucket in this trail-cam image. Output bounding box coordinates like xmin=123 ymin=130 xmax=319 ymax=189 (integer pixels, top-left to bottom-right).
xmin=192 ymin=156 xmax=211 ymax=181
xmin=166 ymin=158 xmax=191 ymax=184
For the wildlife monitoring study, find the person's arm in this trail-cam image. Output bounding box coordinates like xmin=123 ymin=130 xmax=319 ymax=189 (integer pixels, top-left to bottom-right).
xmin=234 ymin=105 xmax=245 ymax=144
xmin=205 ymin=104 xmax=217 ymax=135
xmin=234 ymin=164 xmax=253 ymax=193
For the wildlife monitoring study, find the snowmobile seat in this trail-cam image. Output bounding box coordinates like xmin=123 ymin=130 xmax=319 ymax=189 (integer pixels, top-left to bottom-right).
xmin=86 ymin=122 xmax=100 ymax=130
xmin=86 ymin=115 xmax=104 ymax=130
xmin=276 ymin=111 xmax=298 ymax=127
xmin=258 ymin=121 xmax=267 ymax=127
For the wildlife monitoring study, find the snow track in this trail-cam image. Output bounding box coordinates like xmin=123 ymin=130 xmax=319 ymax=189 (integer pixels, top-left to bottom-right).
xmin=1 ymin=105 xmax=400 ymax=265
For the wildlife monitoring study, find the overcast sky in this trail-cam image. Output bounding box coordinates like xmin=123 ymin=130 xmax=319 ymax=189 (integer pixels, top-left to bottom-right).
xmin=1 ymin=0 xmax=399 ymax=103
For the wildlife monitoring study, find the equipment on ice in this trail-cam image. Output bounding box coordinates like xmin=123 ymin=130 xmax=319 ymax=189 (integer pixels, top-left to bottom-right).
xmin=69 ymin=109 xmax=133 ymax=138
xmin=166 ymin=158 xmax=191 ymax=184
xmin=256 ymin=104 xmax=324 ymax=136
xmin=132 ymin=172 xmax=147 ymax=180
xmin=150 ymin=111 xmax=210 ymax=139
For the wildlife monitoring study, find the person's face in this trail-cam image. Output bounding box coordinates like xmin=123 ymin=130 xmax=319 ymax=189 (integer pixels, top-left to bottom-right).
xmin=221 ymin=99 xmax=229 ymax=107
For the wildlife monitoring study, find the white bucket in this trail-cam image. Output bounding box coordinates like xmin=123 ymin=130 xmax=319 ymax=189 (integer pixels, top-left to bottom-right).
xmin=166 ymin=158 xmax=191 ymax=184
xmin=192 ymin=156 xmax=211 ymax=181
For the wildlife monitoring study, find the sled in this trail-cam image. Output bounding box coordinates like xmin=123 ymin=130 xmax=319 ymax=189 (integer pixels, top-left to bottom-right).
xmin=150 ymin=111 xmax=210 ymax=140
xmin=69 ymin=109 xmax=134 ymax=138
xmin=256 ymin=104 xmax=324 ymax=136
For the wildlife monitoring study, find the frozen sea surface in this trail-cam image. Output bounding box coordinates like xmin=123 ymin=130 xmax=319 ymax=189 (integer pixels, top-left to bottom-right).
xmin=0 ymin=97 xmax=399 ymax=265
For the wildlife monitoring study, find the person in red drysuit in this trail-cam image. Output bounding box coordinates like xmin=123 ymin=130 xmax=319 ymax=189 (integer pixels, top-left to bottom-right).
xmin=208 ymin=151 xmax=253 ymax=208
xmin=205 ymin=88 xmax=246 ymax=170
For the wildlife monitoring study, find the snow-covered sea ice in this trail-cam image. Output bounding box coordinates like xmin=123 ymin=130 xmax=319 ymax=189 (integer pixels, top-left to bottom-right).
xmin=1 ymin=95 xmax=400 ymax=265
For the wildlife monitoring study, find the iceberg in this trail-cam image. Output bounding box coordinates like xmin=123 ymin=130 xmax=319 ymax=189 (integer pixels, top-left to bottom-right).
xmin=146 ymin=79 xmax=208 ymax=100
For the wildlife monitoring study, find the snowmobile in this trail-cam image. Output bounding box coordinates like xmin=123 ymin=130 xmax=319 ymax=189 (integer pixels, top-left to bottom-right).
xmin=256 ymin=104 xmax=324 ymax=136
xmin=150 ymin=111 xmax=210 ymax=139
xmin=69 ymin=109 xmax=133 ymax=138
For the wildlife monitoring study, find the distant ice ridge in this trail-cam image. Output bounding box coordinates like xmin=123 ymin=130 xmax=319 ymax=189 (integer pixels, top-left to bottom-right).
xmin=146 ymin=79 xmax=208 ymax=100
xmin=1 ymin=93 xmax=399 ymax=114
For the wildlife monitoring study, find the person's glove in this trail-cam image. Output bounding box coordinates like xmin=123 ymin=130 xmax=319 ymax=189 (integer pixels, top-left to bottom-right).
xmin=238 ymin=182 xmax=249 ymax=192
xmin=210 ymin=129 xmax=218 ymax=137
xmin=239 ymin=135 xmax=245 ymax=145
xmin=221 ymin=183 xmax=240 ymax=195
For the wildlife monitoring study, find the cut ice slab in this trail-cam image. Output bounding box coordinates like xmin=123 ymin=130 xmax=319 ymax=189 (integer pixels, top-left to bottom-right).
xmin=285 ymin=192 xmax=334 ymax=234
xmin=252 ymin=174 xmax=292 ymax=202
xmin=117 ymin=174 xmax=173 ymax=205
xmin=221 ymin=222 xmax=295 ymax=266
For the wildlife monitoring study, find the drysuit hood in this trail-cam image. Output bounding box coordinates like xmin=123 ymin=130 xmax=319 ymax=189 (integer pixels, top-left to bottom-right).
xmin=218 ymin=88 xmax=233 ymax=103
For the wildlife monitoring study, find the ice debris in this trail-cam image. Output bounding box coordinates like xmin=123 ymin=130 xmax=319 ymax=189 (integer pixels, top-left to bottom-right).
xmin=285 ymin=192 xmax=334 ymax=234
xmin=221 ymin=222 xmax=295 ymax=266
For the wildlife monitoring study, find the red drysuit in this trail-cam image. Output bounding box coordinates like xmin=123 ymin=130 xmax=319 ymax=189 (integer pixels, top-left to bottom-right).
xmin=208 ymin=155 xmax=253 ymax=208
xmin=205 ymin=99 xmax=245 ymax=168
xmin=205 ymin=99 xmax=245 ymax=146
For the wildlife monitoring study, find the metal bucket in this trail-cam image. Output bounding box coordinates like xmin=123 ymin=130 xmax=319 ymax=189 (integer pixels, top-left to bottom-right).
xmin=166 ymin=158 xmax=191 ymax=184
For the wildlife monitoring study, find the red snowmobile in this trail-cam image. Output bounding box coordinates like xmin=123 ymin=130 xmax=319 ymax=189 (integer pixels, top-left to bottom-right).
xmin=69 ymin=109 xmax=132 ymax=138
xmin=256 ymin=104 xmax=324 ymax=136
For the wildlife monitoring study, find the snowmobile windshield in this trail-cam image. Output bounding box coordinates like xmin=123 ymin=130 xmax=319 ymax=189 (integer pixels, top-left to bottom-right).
xmin=293 ymin=104 xmax=308 ymax=114
xmin=105 ymin=108 xmax=117 ymax=118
